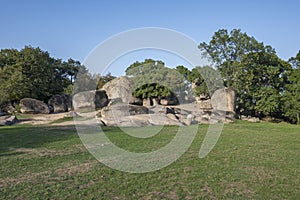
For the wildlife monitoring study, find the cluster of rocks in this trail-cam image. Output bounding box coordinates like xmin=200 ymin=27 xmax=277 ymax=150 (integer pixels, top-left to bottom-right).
xmin=1 ymin=75 xmax=254 ymax=127
xmin=195 ymin=88 xmax=236 ymax=124
xmin=0 ymin=94 xmax=73 ymax=126
xmin=72 ymin=76 xmax=238 ymax=127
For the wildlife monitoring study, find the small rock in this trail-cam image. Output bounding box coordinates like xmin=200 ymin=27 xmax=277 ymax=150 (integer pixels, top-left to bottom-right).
xmin=0 ymin=115 xmax=18 ymax=126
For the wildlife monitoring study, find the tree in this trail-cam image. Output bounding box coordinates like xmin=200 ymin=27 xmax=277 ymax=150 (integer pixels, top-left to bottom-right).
xmin=0 ymin=46 xmax=83 ymax=104
xmin=282 ymin=51 xmax=300 ymax=124
xmin=198 ymin=29 xmax=269 ymax=89
xmin=198 ymin=29 xmax=291 ymax=119
xmin=176 ymin=65 xmax=223 ymax=97
xmin=126 ymin=59 xmax=187 ymax=100
xmin=96 ymin=72 xmax=116 ymax=89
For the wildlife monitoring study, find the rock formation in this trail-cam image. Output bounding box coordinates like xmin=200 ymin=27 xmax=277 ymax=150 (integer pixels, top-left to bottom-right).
xmin=48 ymin=94 xmax=72 ymax=113
xmin=102 ymin=76 xmax=133 ymax=103
xmin=20 ymin=98 xmax=50 ymax=114
xmin=73 ymin=90 xmax=109 ymax=112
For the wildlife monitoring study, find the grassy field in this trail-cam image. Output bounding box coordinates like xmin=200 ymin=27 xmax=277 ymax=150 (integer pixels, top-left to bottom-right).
xmin=0 ymin=121 xmax=299 ymax=199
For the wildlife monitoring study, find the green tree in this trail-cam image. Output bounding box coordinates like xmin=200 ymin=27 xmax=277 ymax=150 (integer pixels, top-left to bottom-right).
xmin=176 ymin=65 xmax=222 ymax=97
xmin=126 ymin=59 xmax=186 ymax=100
xmin=0 ymin=46 xmax=82 ymax=104
xmin=199 ymin=29 xmax=291 ymax=119
xmin=282 ymin=51 xmax=300 ymax=124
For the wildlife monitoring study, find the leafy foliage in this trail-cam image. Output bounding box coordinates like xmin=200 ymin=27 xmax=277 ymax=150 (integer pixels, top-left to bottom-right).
xmin=126 ymin=59 xmax=186 ymax=99
xmin=0 ymin=46 xmax=82 ymax=104
xmin=282 ymin=51 xmax=300 ymax=124
xmin=198 ymin=29 xmax=297 ymax=122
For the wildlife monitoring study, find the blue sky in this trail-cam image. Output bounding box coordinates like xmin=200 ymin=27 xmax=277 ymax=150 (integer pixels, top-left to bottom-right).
xmin=1 ymin=0 xmax=299 ymax=75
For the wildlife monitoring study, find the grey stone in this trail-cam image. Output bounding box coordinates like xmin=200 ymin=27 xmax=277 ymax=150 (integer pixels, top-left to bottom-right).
xmin=211 ymin=88 xmax=236 ymax=112
xmin=0 ymin=115 xmax=18 ymax=126
xmin=73 ymin=90 xmax=109 ymax=112
xmin=48 ymin=94 xmax=72 ymax=113
xmin=20 ymin=98 xmax=50 ymax=114
xmin=102 ymin=76 xmax=133 ymax=103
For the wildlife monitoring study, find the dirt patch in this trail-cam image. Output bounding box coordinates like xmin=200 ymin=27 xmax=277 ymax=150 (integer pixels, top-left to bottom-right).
xmin=0 ymin=161 xmax=97 ymax=188
xmin=243 ymin=166 xmax=275 ymax=182
xmin=18 ymin=112 xmax=71 ymax=125
xmin=5 ymin=145 xmax=87 ymax=159
xmin=219 ymin=179 xmax=255 ymax=197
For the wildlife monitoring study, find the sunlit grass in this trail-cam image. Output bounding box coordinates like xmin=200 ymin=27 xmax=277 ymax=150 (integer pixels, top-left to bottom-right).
xmin=0 ymin=121 xmax=299 ymax=199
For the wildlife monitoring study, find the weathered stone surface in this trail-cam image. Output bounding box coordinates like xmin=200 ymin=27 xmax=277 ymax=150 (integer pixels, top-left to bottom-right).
xmin=73 ymin=90 xmax=109 ymax=112
xmin=102 ymin=76 xmax=133 ymax=103
xmin=48 ymin=94 xmax=72 ymax=113
xmin=0 ymin=115 xmax=18 ymax=126
xmin=129 ymin=96 xmax=143 ymax=106
xmin=20 ymin=98 xmax=50 ymax=114
xmin=197 ymin=99 xmax=213 ymax=110
xmin=143 ymin=98 xmax=152 ymax=107
xmin=101 ymin=104 xmax=149 ymax=118
xmin=211 ymin=88 xmax=236 ymax=112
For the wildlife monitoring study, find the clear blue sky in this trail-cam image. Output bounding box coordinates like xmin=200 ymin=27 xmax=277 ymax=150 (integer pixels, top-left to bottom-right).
xmin=1 ymin=0 xmax=299 ymax=75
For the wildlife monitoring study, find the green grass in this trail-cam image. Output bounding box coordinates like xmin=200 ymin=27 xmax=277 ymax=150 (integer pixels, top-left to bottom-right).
xmin=0 ymin=121 xmax=299 ymax=199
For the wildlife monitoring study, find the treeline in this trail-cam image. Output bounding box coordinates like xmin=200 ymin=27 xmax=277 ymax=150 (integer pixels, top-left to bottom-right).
xmin=0 ymin=46 xmax=114 ymax=106
xmin=0 ymin=46 xmax=81 ymax=104
xmin=0 ymin=29 xmax=299 ymax=124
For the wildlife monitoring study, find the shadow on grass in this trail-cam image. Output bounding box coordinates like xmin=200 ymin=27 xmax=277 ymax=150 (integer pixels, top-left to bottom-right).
xmin=0 ymin=125 xmax=77 ymax=155
xmin=0 ymin=124 xmax=129 ymax=156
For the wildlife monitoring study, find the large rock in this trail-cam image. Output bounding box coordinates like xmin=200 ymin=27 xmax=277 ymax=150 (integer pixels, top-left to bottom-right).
xmin=0 ymin=115 xmax=18 ymax=126
xmin=73 ymin=90 xmax=109 ymax=112
xmin=211 ymin=88 xmax=236 ymax=112
xmin=48 ymin=94 xmax=72 ymax=113
xmin=20 ymin=98 xmax=50 ymax=114
xmin=102 ymin=76 xmax=133 ymax=103
xmin=101 ymin=104 xmax=149 ymax=118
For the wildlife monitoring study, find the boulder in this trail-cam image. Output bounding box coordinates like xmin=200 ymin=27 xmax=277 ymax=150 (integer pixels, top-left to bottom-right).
xmin=73 ymin=90 xmax=109 ymax=112
xmin=20 ymin=98 xmax=50 ymax=114
xmin=102 ymin=76 xmax=133 ymax=103
xmin=211 ymin=88 xmax=236 ymax=112
xmin=48 ymin=94 xmax=72 ymax=113
xmin=0 ymin=115 xmax=18 ymax=126
xmin=101 ymin=104 xmax=149 ymax=118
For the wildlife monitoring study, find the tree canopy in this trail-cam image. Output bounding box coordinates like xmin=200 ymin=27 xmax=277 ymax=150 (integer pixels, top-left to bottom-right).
xmin=126 ymin=59 xmax=187 ymax=100
xmin=0 ymin=46 xmax=86 ymax=105
xmin=198 ymin=29 xmax=297 ymax=121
